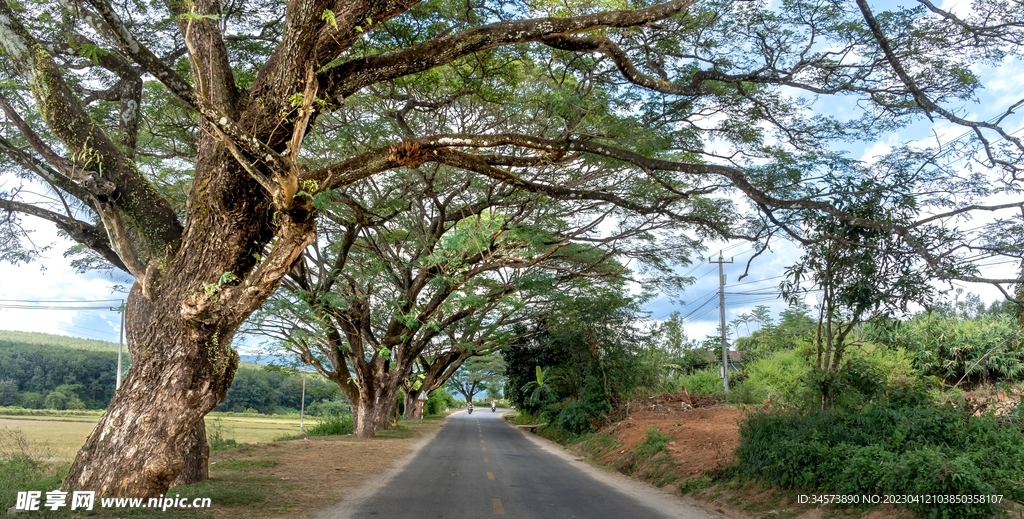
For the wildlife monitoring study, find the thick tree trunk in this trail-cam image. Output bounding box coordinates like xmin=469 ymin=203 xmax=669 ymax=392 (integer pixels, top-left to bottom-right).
xmin=61 ymin=120 xmax=315 ymax=495
xmin=63 ymin=284 xmax=239 ymax=496
xmin=171 ymin=421 xmax=210 ymax=487
xmin=352 ymin=387 xmax=399 ymax=437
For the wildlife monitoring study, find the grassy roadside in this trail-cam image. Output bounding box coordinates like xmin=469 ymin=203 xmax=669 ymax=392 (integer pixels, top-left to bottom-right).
xmin=506 ymin=407 xmax=927 ymax=519
xmin=2 ymin=414 xmax=448 ymax=519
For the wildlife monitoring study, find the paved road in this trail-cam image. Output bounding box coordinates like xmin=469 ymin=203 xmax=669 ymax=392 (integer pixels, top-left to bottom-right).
xmin=322 ymin=409 xmax=721 ymax=519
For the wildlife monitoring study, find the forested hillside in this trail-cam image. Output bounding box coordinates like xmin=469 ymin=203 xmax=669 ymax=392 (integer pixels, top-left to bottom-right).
xmin=0 ymin=330 xmax=121 ymax=352
xmin=0 ymin=332 xmax=120 ymax=408
xmin=0 ymin=331 xmax=342 ymax=413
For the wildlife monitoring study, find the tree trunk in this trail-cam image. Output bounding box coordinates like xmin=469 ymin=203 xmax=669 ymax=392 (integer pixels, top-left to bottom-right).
xmin=171 ymin=421 xmax=210 ymax=487
xmin=63 ymin=284 xmax=239 ymax=496
xmin=352 ymin=386 xmax=400 ymax=437
xmin=403 ymin=390 xmax=422 ymax=420
xmin=61 ymin=131 xmax=315 ymax=495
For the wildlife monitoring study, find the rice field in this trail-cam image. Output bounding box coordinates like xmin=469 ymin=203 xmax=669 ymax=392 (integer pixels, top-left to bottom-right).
xmin=0 ymin=412 xmax=307 ymax=461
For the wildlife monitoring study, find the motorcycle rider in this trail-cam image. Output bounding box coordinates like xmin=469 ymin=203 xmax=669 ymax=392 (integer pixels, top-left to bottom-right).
xmin=467 ymin=402 xmax=473 ymax=414
xmin=491 ymin=401 xmax=496 ymax=412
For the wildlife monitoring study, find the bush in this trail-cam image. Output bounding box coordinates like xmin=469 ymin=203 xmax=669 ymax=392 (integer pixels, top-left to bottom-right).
xmin=735 ymin=382 xmax=1024 ymax=519
xmin=207 ymin=420 xmax=237 ymax=451
xmin=635 ymin=428 xmax=671 ymax=458
xmin=678 ymin=368 xmax=724 ymax=397
xmin=307 ymin=398 xmax=350 ymax=417
xmin=554 ymin=372 xmax=611 ymax=435
xmin=308 ymin=414 xmax=354 ymax=436
xmin=42 ymin=384 xmax=86 ymax=410
xmin=886 ymin=313 xmax=1024 ymax=385
xmin=740 ymin=348 xmax=812 ymax=404
xmin=425 ymin=390 xmax=457 ymax=415
xmin=18 ymin=392 xmax=43 ymax=409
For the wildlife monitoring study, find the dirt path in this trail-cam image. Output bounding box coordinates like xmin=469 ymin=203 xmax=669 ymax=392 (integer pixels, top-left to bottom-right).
xmin=201 ymin=419 xmax=446 ymax=519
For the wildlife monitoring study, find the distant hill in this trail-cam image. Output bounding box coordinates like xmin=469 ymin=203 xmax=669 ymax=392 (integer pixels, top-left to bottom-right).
xmin=0 ymin=329 xmax=121 ymax=352
xmin=0 ymin=330 xmax=342 ymax=413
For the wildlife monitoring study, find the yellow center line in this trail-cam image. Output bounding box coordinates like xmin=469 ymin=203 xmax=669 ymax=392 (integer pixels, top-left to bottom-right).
xmin=492 ymin=498 xmax=505 ymax=515
xmin=482 ymin=446 xmax=487 ymax=452
xmin=483 ymin=457 xmax=488 ymax=462
xmin=487 ymin=472 xmax=495 ymax=480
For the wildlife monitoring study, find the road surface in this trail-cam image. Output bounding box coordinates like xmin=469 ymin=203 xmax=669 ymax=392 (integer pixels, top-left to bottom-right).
xmin=319 ymin=409 xmax=722 ymax=519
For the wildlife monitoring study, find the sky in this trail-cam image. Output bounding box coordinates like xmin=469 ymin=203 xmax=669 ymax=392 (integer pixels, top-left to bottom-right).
xmin=0 ymin=0 xmax=1021 ymax=352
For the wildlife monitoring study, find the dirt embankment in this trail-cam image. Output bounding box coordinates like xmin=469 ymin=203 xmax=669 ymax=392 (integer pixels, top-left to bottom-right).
xmin=565 ymin=393 xmax=912 ymax=519
xmin=605 ymin=394 xmax=742 ymax=481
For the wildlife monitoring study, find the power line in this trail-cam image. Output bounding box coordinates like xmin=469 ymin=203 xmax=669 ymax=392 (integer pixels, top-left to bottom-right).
xmin=0 ymin=304 xmax=115 ymax=310
xmin=0 ymin=298 xmax=123 ymax=303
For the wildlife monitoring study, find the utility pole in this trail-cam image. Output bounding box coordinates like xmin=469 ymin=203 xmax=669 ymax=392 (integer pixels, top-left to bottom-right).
xmin=299 ymin=371 xmax=306 ymax=434
xmin=710 ymin=251 xmax=733 ymax=393
xmin=111 ymin=301 xmax=125 ymax=390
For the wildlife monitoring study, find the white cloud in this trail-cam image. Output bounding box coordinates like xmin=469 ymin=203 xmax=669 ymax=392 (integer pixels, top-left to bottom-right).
xmin=0 ymin=216 xmax=127 ymax=342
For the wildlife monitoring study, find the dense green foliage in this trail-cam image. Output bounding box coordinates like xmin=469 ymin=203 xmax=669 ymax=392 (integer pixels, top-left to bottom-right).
xmin=0 ymin=336 xmax=121 ymax=408
xmin=504 ymin=288 xmax=645 ymax=435
xmin=214 ymin=367 xmax=342 ymax=415
xmin=709 ymin=296 xmax=1024 ymax=518
xmin=450 ymin=355 xmax=505 ymax=404
xmin=874 ymin=311 xmax=1024 ymax=386
xmin=0 ymin=330 xmax=341 ymax=413
xmin=308 ymin=414 xmax=355 ymax=436
xmin=306 ymin=397 xmax=352 ymax=417
xmin=0 ymin=331 xmax=121 ymax=352
xmin=736 ymin=381 xmax=1024 ymax=519
xmin=425 ymin=389 xmax=458 ymax=415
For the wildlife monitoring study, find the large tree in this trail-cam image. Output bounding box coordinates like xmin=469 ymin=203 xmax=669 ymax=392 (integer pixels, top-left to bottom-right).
xmin=2 ymin=0 xmax=1023 ymax=497
xmin=249 ymin=167 xmax=671 ymax=436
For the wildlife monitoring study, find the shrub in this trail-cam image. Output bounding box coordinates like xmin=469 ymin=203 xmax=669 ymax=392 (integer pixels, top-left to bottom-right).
xmin=678 ymin=368 xmax=725 ymax=397
xmin=42 ymin=384 xmax=86 ymax=410
xmin=0 ymin=432 xmax=64 ymax=513
xmin=308 ymin=414 xmax=354 ymax=436
xmin=888 ymin=313 xmax=1024 ymax=385
xmin=735 ymin=382 xmax=1024 ymax=519
xmin=425 ymin=390 xmax=457 ymax=415
xmin=741 ymin=348 xmax=812 ymax=404
xmin=207 ymin=420 xmax=237 ymax=451
xmin=307 ymin=398 xmax=351 ymax=417
xmin=635 ymin=428 xmax=672 ymax=458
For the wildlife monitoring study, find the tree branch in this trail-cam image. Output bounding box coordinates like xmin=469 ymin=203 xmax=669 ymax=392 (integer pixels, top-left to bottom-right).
xmin=322 ymin=0 xmax=698 ymax=100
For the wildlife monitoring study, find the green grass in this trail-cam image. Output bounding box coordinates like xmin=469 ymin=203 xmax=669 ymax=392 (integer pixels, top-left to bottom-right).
xmin=212 ymin=459 xmax=277 ymax=470
xmin=678 ymin=475 xmax=715 ymax=494
xmin=575 ymin=431 xmax=621 ymax=457
xmin=0 ymin=412 xmax=307 ymax=461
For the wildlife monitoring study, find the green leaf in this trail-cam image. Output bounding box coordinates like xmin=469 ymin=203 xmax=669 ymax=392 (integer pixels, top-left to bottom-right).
xmin=218 ymin=271 xmax=238 ymax=286
xmin=321 ymin=9 xmax=337 ymax=29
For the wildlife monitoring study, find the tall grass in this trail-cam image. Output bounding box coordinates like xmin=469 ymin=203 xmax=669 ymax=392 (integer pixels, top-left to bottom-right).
xmin=0 ymin=427 xmax=66 ymax=512
xmin=308 ymin=414 xmax=354 ymax=436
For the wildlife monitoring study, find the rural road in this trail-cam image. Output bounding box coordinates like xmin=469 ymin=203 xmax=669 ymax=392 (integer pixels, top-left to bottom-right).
xmin=319 ymin=410 xmax=724 ymax=519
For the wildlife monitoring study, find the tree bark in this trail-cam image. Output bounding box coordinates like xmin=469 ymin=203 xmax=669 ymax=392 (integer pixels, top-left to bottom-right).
xmin=63 ymin=284 xmax=239 ymax=496
xmin=171 ymin=421 xmax=210 ymax=487
xmin=351 ymin=383 xmax=400 ymax=437
xmin=61 ymin=129 xmax=316 ymax=495
xmin=403 ymin=390 xmax=422 ymax=420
